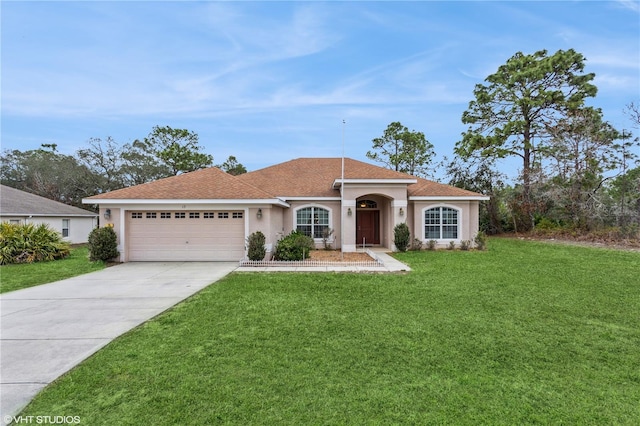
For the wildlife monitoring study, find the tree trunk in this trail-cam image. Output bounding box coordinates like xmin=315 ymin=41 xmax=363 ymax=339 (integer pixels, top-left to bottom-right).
xmin=522 ymin=146 xmax=535 ymax=231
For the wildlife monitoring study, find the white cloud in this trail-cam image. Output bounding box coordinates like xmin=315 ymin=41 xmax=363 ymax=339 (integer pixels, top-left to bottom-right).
xmin=615 ymin=0 xmax=640 ymax=13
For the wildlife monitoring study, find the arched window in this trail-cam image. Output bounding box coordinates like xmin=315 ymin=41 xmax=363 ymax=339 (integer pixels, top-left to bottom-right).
xmin=357 ymin=199 xmax=377 ymax=209
xmin=296 ymin=206 xmax=330 ymax=238
xmin=424 ymin=207 xmax=459 ymax=239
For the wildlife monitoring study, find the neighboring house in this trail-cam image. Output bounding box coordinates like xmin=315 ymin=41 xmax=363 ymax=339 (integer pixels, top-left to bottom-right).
xmin=83 ymin=158 xmax=488 ymax=262
xmin=0 ymin=185 xmax=98 ymax=244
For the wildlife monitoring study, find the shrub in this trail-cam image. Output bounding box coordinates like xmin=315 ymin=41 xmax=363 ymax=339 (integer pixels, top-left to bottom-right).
xmin=0 ymin=222 xmax=71 ymax=265
xmin=321 ymin=228 xmax=334 ymax=250
xmin=619 ymin=224 xmax=640 ymax=239
xmin=535 ymin=217 xmax=560 ymax=231
xmin=246 ymin=231 xmax=266 ymax=261
xmin=460 ymin=240 xmax=471 ymax=251
xmin=274 ymin=231 xmax=314 ymax=261
xmin=393 ymin=223 xmax=410 ymax=252
xmin=447 ymin=241 xmax=456 ymax=250
xmin=474 ymin=231 xmax=488 ymax=251
xmin=409 ymin=238 xmax=423 ymax=251
xmin=88 ymin=226 xmax=119 ymax=262
xmin=426 ymin=240 xmax=437 ymax=251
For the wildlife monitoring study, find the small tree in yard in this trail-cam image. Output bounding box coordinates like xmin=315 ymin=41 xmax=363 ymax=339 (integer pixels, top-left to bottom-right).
xmin=474 ymin=231 xmax=488 ymax=251
xmin=247 ymin=231 xmax=266 ymax=261
xmin=88 ymin=226 xmax=119 ymax=262
xmin=321 ymin=228 xmax=335 ymax=250
xmin=393 ymin=223 xmax=410 ymax=252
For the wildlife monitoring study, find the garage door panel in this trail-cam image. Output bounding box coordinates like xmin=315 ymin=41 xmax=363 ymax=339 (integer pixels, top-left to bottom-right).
xmin=127 ymin=211 xmax=245 ymax=261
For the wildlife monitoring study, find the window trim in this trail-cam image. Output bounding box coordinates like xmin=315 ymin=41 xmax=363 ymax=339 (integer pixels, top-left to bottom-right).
xmin=422 ymin=205 xmax=461 ymax=241
xmin=293 ymin=205 xmax=332 ymax=240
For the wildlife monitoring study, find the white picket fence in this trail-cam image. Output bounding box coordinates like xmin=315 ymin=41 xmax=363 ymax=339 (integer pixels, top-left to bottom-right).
xmin=238 ymin=258 xmax=383 ymax=268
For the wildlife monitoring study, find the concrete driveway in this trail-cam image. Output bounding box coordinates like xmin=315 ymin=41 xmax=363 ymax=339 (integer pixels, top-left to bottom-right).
xmin=0 ymin=262 xmax=237 ymax=421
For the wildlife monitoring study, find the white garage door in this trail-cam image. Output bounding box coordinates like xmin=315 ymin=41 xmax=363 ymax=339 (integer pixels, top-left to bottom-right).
xmin=127 ymin=211 xmax=245 ymax=261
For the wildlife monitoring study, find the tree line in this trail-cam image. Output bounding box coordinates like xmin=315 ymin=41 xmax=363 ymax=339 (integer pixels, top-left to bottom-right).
xmin=358 ymin=50 xmax=639 ymax=236
xmin=2 ymin=49 xmax=639 ymax=238
xmin=1 ymin=125 xmax=246 ymax=209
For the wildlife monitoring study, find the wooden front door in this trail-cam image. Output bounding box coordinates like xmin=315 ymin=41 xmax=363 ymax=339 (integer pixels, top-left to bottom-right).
xmin=356 ymin=210 xmax=380 ymax=245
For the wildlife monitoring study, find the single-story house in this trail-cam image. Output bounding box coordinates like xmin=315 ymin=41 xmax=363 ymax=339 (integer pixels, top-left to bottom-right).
xmin=83 ymin=158 xmax=488 ymax=262
xmin=1 ymin=184 xmax=98 ymax=244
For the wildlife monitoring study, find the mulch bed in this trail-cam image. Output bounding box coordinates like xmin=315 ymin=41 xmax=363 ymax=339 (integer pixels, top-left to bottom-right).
xmin=308 ymin=250 xmax=375 ymax=262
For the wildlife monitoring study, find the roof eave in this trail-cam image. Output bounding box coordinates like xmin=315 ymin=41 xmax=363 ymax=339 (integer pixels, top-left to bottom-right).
xmin=277 ymin=196 xmax=342 ymax=201
xmin=82 ymin=198 xmax=291 ymax=208
xmin=0 ymin=213 xmax=98 ymax=218
xmin=409 ymin=196 xmax=490 ymax=201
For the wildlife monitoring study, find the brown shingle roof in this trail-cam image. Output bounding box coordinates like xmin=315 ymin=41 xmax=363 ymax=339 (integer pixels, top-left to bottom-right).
xmin=237 ymin=158 xmax=416 ymax=197
xmin=407 ymin=178 xmax=485 ymax=198
xmin=86 ymin=167 xmax=274 ymax=200
xmin=238 ymin=158 xmax=485 ymax=198
xmin=84 ymin=158 xmax=485 ymax=201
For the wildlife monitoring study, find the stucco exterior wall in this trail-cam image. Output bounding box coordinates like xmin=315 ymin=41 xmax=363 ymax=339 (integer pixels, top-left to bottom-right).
xmin=247 ymin=205 xmax=284 ymax=259
xmin=1 ymin=215 xmax=97 ymax=244
xmin=91 ymin=197 xmax=483 ymax=260
xmin=411 ymin=200 xmax=481 ymax=248
xmin=99 ymin=207 xmax=124 ymax=261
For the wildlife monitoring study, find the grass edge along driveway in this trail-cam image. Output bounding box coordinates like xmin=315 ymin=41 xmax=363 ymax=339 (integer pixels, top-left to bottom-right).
xmin=17 ymin=239 xmax=640 ymax=425
xmin=0 ymin=246 xmax=105 ymax=294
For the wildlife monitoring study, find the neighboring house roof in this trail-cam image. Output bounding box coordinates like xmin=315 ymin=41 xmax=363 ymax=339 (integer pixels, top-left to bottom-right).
xmin=84 ymin=167 xmax=276 ymax=201
xmin=0 ymin=185 xmax=98 ymax=217
xmin=83 ymin=158 xmax=486 ymax=202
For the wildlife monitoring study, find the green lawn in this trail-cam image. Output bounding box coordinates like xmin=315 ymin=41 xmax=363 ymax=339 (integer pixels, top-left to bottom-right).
xmin=0 ymin=246 xmax=105 ymax=293
xmin=19 ymin=239 xmax=640 ymax=424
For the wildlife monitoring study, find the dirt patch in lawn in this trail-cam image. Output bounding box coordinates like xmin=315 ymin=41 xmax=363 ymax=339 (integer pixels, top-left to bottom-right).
xmin=309 ymin=250 xmax=375 ymax=262
xmin=497 ymin=233 xmax=640 ymax=252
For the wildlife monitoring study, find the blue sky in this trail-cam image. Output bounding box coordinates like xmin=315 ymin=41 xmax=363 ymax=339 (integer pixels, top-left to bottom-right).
xmin=2 ymin=1 xmax=639 ymax=179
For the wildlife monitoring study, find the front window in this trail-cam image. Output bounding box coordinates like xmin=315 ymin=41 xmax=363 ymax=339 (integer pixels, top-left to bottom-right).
xmin=424 ymin=207 xmax=458 ymax=239
xmin=296 ymin=207 xmax=329 ymax=239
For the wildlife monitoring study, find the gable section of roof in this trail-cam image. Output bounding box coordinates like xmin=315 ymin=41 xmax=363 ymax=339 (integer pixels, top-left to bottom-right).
xmin=0 ymin=185 xmax=98 ymax=216
xmin=86 ymin=167 xmax=275 ymax=200
xmin=408 ymin=178 xmax=487 ymax=198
